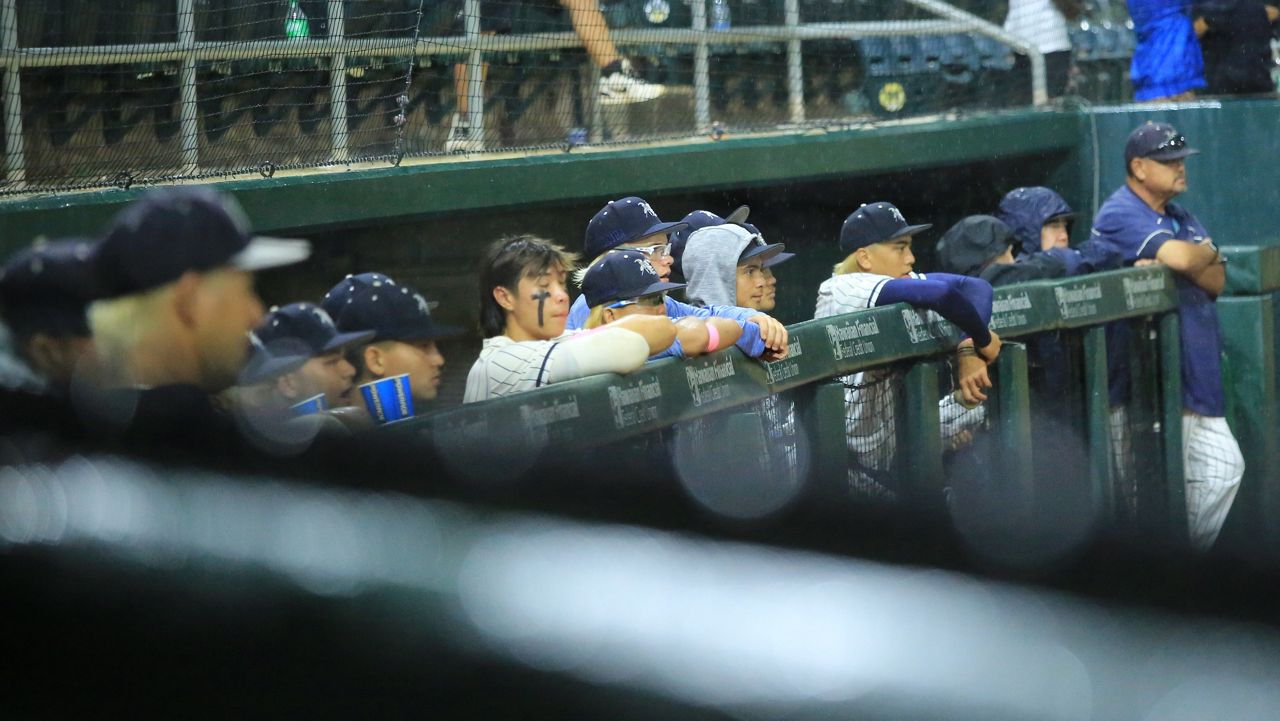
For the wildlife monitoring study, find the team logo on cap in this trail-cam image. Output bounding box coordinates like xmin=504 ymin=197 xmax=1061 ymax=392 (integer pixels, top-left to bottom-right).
xmin=313 ymin=308 xmax=336 ymax=328
xmin=638 ymin=200 xmax=658 ymax=220
xmin=889 ymin=205 xmax=905 ymax=224
xmin=414 ymin=293 xmax=432 ymax=317
xmin=634 ymin=257 xmax=659 ymax=278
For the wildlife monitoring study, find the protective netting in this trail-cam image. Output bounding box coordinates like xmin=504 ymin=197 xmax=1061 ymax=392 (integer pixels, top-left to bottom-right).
xmin=2 ymin=0 xmax=1138 ymax=195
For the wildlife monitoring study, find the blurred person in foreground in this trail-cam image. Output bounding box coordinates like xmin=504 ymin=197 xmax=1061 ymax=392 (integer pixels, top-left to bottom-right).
xmin=0 ymin=238 xmax=99 ymax=394
xmin=85 ymin=187 xmax=309 ymax=444
xmin=1090 ymin=120 xmax=1242 ymax=552
xmin=465 ymin=235 xmax=677 ymax=402
xmin=321 ymin=272 xmax=460 ymax=414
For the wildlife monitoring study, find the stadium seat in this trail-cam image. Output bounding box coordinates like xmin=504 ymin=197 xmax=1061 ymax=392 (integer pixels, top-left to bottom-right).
xmin=971 ymin=34 xmax=1019 ymax=107
xmin=855 ymin=35 xmax=944 ymax=117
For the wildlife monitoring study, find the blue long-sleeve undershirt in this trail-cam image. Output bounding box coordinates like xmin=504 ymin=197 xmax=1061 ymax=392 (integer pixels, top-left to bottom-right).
xmin=876 ymin=274 xmax=993 ymax=347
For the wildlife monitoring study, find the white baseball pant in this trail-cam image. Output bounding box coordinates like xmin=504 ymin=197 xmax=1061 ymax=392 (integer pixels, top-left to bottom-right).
xmin=1182 ymin=412 xmax=1245 ymax=552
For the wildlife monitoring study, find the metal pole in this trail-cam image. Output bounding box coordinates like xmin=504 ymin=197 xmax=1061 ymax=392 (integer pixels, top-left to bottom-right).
xmin=784 ymin=0 xmax=804 ymax=125
xmin=0 ymin=0 xmax=26 ymax=187
xmin=588 ymin=63 xmax=604 ymax=143
xmin=177 ymin=0 xmax=199 ymax=175
xmin=462 ymin=0 xmax=483 ymax=146
xmin=328 ymin=0 xmax=349 ymax=162
xmin=692 ymin=0 xmax=710 ymax=134
xmin=902 ymin=0 xmax=1048 ymax=105
xmin=0 ymin=22 xmax=975 ymax=69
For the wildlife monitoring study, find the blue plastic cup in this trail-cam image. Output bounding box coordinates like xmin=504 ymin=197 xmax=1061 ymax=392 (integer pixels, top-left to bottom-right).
xmin=359 ymin=373 xmax=415 ymax=424
xmin=290 ymin=393 xmax=329 ymax=416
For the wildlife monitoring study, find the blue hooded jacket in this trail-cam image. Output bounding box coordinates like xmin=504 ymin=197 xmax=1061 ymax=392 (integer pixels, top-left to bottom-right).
xmin=996 ymin=186 xmax=1075 ymax=258
xmin=996 ymin=187 xmax=1123 ymax=274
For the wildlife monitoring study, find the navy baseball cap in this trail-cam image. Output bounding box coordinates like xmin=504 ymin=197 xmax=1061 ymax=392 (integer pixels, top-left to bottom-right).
xmin=584 ymin=196 xmax=688 ymax=258
xmin=735 ymin=221 xmax=795 ymax=269
xmin=736 ymin=228 xmax=786 ymax=265
xmin=253 ymin=302 xmax=374 ymax=356
xmin=0 ymin=237 xmax=98 ymax=338
xmin=93 ymin=186 xmax=311 ymax=299
xmin=670 ymin=205 xmax=750 ymax=275
xmin=839 ymin=202 xmax=932 ymax=254
xmin=581 ymin=250 xmax=685 ymax=308
xmin=1124 ymin=121 xmax=1200 ymax=163
xmin=321 ymin=272 xmax=461 ymax=342
xmin=240 ymin=336 xmax=312 ymax=386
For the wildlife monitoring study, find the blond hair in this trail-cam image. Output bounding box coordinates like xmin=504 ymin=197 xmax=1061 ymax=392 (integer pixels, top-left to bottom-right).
xmin=584 ymin=304 xmax=608 ymax=329
xmin=88 ymin=281 xmax=177 ymax=384
xmin=573 ymin=251 xmax=609 ymax=287
xmin=833 ymin=252 xmax=862 ymax=276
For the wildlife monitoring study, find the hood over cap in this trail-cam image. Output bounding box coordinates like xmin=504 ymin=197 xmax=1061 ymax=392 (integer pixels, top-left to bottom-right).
xmin=936 ymin=216 xmax=1016 ymax=277
xmin=682 ymin=224 xmax=782 ymax=307
xmin=995 ymin=187 xmax=1074 ymax=257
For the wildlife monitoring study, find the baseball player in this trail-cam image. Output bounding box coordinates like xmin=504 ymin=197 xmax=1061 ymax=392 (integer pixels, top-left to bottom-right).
xmin=815 ymin=202 xmax=1001 ymax=499
xmin=679 ymin=217 xmax=795 ymax=313
xmin=567 ymin=196 xmax=789 ymax=357
xmin=84 ymin=186 xmax=311 ymax=447
xmin=0 ymin=238 xmax=98 ymax=394
xmin=1090 ymin=121 xmax=1242 ymax=552
xmin=238 ymin=302 xmax=374 ymax=412
xmin=679 ymin=222 xmax=805 ymax=497
xmin=465 ymin=235 xmax=678 ymax=403
xmin=321 ymin=272 xmax=460 ymax=408
xmin=579 ymin=249 xmax=745 ymax=358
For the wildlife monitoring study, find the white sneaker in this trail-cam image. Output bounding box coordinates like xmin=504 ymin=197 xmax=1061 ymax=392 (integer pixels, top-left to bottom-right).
xmin=444 ymin=113 xmax=483 ymax=153
xmin=599 ymin=60 xmax=665 ymax=105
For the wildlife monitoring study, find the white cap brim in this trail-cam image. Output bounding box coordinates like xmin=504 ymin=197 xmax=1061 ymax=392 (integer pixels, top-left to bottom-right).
xmin=229 ymin=236 xmax=312 ymax=272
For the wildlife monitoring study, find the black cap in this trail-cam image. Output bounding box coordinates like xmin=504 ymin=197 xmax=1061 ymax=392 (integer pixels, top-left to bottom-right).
xmin=584 ymin=197 xmax=688 ymax=258
xmin=240 ymin=336 xmax=312 ymax=386
xmin=581 ymin=250 xmax=686 ymax=308
xmin=737 ymin=231 xmax=787 ymax=265
xmin=321 ymin=272 xmax=462 ymax=342
xmin=670 ymin=205 xmax=750 ymax=276
xmin=839 ymin=202 xmax=932 ymax=254
xmin=0 ymin=238 xmax=98 ymax=338
xmin=94 ymin=186 xmax=311 ymax=299
xmin=936 ymin=215 xmax=1016 ymax=277
xmin=1124 ymin=121 xmax=1200 ymax=163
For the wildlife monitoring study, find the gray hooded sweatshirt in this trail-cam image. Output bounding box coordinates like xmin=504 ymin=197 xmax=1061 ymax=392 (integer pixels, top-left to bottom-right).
xmin=682 ymin=224 xmax=758 ymax=307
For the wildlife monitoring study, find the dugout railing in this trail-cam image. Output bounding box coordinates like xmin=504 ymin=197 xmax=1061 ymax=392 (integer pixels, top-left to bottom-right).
xmin=382 ymin=264 xmax=1193 ymax=549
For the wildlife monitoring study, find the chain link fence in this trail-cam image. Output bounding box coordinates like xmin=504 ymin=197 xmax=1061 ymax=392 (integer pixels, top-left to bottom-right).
xmin=1 ymin=0 xmax=1136 ymax=195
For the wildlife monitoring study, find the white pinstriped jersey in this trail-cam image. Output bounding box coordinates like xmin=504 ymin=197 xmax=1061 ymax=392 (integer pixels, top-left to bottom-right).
xmin=463 ymin=331 xmax=580 ymax=403
xmin=814 ymin=270 xmax=934 ymax=318
xmin=814 ymin=272 xmax=913 ymax=475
